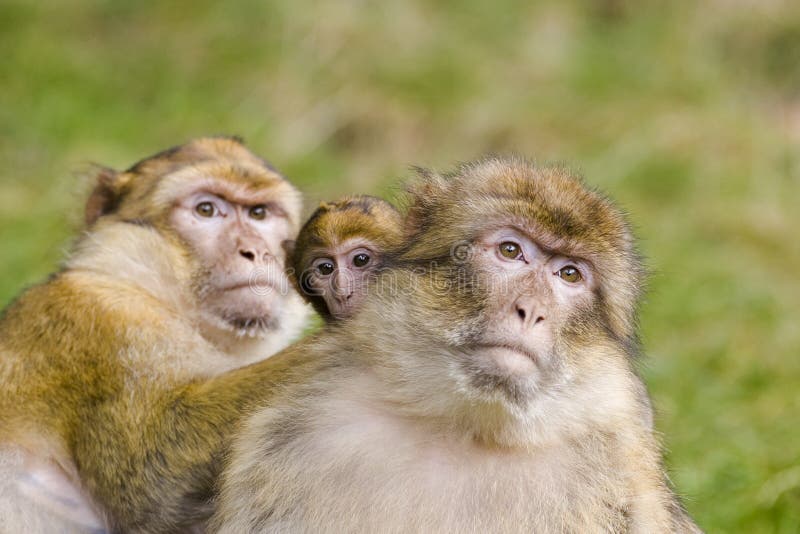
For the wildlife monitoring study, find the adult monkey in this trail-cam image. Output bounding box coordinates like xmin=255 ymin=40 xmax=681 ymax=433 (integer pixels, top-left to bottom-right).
xmin=288 ymin=195 xmax=404 ymax=321
xmin=212 ymin=157 xmax=701 ymax=533
xmin=0 ymin=137 xmax=309 ymax=532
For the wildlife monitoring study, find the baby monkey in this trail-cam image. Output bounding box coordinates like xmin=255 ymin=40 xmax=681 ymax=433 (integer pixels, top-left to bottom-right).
xmin=289 ymin=195 xmax=403 ymax=320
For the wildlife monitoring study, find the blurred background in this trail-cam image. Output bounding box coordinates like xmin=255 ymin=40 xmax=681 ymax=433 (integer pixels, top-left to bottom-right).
xmin=1 ymin=0 xmax=798 ymax=530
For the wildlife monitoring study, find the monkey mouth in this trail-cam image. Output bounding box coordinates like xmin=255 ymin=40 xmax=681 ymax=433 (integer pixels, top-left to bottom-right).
xmin=220 ymin=278 xmax=282 ymax=294
xmin=474 ymin=343 xmax=539 ymax=364
xmin=212 ymin=266 xmax=289 ymax=295
xmin=229 ymin=316 xmax=277 ymax=330
xmin=223 ymin=282 xmax=263 ymax=291
xmin=222 ymin=283 xmax=252 ymax=291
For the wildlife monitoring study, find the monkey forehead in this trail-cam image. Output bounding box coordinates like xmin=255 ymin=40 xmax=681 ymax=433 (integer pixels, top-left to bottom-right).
xmin=125 ymin=136 xmax=276 ymax=175
xmin=298 ymin=201 xmax=404 ymax=250
xmin=152 ymin=162 xmax=302 ymax=226
xmin=316 ymin=195 xmax=399 ymax=216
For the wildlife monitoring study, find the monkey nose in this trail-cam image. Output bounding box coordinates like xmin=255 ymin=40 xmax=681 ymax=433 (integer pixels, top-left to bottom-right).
xmin=334 ymin=289 xmax=353 ymax=303
xmin=239 ymin=248 xmax=270 ymax=263
xmin=514 ymin=297 xmax=544 ymax=328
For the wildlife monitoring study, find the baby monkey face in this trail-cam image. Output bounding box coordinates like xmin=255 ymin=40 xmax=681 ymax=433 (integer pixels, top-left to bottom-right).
xmin=304 ymin=238 xmax=381 ymax=320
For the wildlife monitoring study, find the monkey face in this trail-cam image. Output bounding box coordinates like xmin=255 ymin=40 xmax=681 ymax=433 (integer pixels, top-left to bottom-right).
xmin=170 ymin=178 xmax=299 ymax=337
xmin=81 ymin=137 xmax=305 ymax=339
xmin=446 ymin=225 xmax=599 ymax=405
xmin=301 ymin=239 xmax=381 ymax=320
xmin=289 ymin=195 xmax=403 ymax=321
xmin=395 ymin=158 xmax=643 ymax=411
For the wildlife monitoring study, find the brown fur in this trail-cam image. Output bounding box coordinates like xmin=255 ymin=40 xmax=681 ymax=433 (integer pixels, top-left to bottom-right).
xmin=0 ymin=137 xmax=308 ymax=533
xmin=212 ymin=156 xmax=700 ymax=533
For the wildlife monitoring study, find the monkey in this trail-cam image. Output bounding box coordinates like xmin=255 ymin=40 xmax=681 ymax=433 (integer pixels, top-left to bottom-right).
xmin=0 ymin=136 xmax=311 ymax=533
xmin=288 ymin=195 xmax=404 ymax=321
xmin=210 ymin=156 xmax=702 ymax=533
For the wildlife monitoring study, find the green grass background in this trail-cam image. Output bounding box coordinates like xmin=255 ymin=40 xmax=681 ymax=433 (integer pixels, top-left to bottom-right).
xmin=1 ymin=1 xmax=798 ymax=531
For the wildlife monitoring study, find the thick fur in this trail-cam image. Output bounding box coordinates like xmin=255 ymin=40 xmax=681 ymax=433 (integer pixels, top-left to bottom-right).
xmin=212 ymin=156 xmax=700 ymax=533
xmin=0 ymin=137 xmax=309 ymax=533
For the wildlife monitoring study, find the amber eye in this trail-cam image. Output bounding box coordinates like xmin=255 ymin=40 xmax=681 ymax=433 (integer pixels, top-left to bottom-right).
xmin=316 ymin=261 xmax=335 ymax=276
xmin=557 ymin=265 xmax=582 ymax=283
xmin=195 ymin=201 xmax=215 ymax=218
xmin=249 ymin=205 xmax=268 ymax=220
xmin=353 ymin=253 xmax=371 ymax=268
xmin=498 ymin=241 xmax=522 ymax=260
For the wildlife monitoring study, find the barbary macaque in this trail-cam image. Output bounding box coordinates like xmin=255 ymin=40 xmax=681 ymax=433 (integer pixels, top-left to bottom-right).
xmin=0 ymin=137 xmax=309 ymax=533
xmin=211 ymin=157 xmax=701 ymax=533
xmin=289 ymin=195 xmax=403 ymax=320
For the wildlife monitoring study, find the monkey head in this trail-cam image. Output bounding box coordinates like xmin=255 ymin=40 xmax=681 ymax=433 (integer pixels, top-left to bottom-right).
xmin=289 ymin=195 xmax=403 ymax=320
xmin=374 ymin=157 xmax=645 ymax=433
xmin=83 ymin=136 xmax=305 ymax=338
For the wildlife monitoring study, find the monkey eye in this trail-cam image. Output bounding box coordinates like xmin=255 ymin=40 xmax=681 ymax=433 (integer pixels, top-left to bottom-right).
xmin=556 ymin=265 xmax=582 ymax=283
xmin=316 ymin=260 xmax=335 ymax=276
xmin=195 ymin=201 xmax=217 ymax=218
xmin=353 ymin=253 xmax=371 ymax=268
xmin=249 ymin=205 xmax=268 ymax=220
xmin=498 ymin=241 xmax=523 ymax=260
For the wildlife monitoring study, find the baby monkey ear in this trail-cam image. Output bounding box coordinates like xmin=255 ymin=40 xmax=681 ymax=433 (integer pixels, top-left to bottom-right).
xmin=404 ymin=166 xmax=448 ymax=235
xmin=84 ymin=164 xmax=130 ymax=226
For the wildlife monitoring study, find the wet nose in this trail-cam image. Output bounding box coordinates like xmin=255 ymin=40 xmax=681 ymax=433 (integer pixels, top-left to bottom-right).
xmin=513 ymin=296 xmax=544 ymax=328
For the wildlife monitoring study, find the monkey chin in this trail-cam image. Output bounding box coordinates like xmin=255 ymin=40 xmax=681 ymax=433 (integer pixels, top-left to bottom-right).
xmin=201 ymin=288 xmax=284 ymax=338
xmin=461 ymin=345 xmax=545 ymax=406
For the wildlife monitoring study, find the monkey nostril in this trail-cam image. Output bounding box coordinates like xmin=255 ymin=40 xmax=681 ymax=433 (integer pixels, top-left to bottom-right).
xmin=535 ymin=316 xmax=544 ymax=325
xmin=517 ymin=308 xmax=526 ymax=321
xmin=239 ymin=250 xmax=256 ymax=262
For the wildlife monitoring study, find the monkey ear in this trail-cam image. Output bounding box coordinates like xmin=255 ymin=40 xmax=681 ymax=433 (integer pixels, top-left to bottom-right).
xmin=405 ymin=167 xmax=447 ymax=233
xmin=84 ymin=165 xmax=127 ymax=226
xmin=408 ymin=166 xmax=448 ymax=201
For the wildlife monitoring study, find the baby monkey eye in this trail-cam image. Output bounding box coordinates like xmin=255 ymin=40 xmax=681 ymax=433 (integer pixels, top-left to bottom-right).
xmin=195 ymin=201 xmax=216 ymax=218
xmin=316 ymin=261 xmax=335 ymax=276
xmin=498 ymin=241 xmax=523 ymax=260
xmin=353 ymin=253 xmax=371 ymax=268
xmin=557 ymin=265 xmax=582 ymax=283
xmin=249 ymin=205 xmax=268 ymax=220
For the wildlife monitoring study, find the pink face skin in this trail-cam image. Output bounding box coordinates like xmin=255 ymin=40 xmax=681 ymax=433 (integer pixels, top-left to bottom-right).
xmin=464 ymin=226 xmax=597 ymax=396
xmin=304 ymin=238 xmax=381 ymax=320
xmin=171 ymin=190 xmax=296 ymax=336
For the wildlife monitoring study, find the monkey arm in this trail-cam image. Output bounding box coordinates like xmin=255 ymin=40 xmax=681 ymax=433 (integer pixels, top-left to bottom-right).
xmin=618 ymin=428 xmax=703 ymax=534
xmin=70 ymin=342 xmax=319 ymax=534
